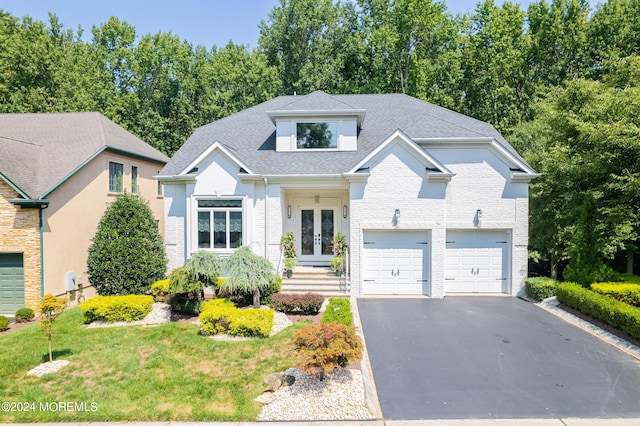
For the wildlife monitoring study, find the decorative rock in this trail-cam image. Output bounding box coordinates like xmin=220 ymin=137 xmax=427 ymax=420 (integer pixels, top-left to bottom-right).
xmin=27 ymin=360 xmax=69 ymax=377
xmin=264 ymin=372 xmax=284 ymax=392
xmin=282 ymin=374 xmax=296 ymax=387
xmin=258 ymin=367 xmax=373 ymax=421
xmin=254 ymin=392 xmax=277 ymax=405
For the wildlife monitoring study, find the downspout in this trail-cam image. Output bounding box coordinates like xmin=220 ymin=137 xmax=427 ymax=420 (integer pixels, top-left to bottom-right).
xmin=39 ymin=207 xmax=44 ymax=297
xmin=264 ymin=178 xmax=268 ymax=258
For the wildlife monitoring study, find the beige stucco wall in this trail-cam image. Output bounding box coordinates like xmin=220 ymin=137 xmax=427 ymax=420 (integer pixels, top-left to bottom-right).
xmin=0 ymin=180 xmax=41 ymax=311
xmin=43 ymin=151 xmax=165 ymax=305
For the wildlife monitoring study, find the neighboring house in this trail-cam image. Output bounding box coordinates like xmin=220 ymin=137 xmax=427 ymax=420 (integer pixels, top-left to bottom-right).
xmin=159 ymin=91 xmax=538 ymax=298
xmin=0 ymin=112 xmax=169 ymax=314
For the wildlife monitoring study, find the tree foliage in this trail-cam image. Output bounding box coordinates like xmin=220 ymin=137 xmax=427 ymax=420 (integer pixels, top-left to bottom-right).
xmin=221 ymin=246 xmax=275 ymax=308
xmin=40 ymin=294 xmax=68 ymax=363
xmin=87 ymin=193 xmax=167 ymax=295
xmin=512 ymin=56 xmax=640 ymax=280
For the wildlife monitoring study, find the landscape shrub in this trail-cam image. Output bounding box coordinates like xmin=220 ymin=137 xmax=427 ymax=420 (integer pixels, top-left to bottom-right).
xmin=81 ymin=295 xmax=153 ymax=323
xmin=525 ymin=277 xmax=559 ymax=301
xmin=292 ymin=323 xmax=363 ymax=378
xmin=563 ymin=261 xmax=619 ymax=287
xmin=151 ymin=279 xmax=170 ymax=302
xmin=591 ymin=283 xmax=640 ymax=307
xmin=15 ymin=307 xmax=35 ymax=323
xmin=271 ymin=292 xmax=324 ymax=314
xmin=321 ymin=298 xmax=352 ymax=326
xmin=237 ymin=275 xmax=282 ymax=306
xmin=185 ymin=250 xmax=223 ymax=290
xmin=168 ymin=293 xmax=202 ymax=315
xmin=229 ymin=309 xmax=274 ymax=337
xmin=620 ymin=275 xmax=640 ymax=284
xmin=199 ymin=298 xmax=273 ymax=337
xmin=87 ymin=192 xmax=167 ymax=296
xmin=0 ymin=316 xmax=8 ymax=331
xmin=199 ymin=299 xmax=237 ymax=334
xmin=556 ymin=283 xmax=640 ymax=340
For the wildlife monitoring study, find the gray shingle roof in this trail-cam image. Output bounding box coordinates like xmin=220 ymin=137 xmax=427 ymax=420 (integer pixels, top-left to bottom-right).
xmin=0 ymin=112 xmax=169 ymax=199
xmin=160 ymin=92 xmax=528 ymax=177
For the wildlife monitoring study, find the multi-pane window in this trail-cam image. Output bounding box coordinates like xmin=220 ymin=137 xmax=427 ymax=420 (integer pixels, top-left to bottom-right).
xmin=197 ymin=199 xmax=242 ymax=249
xmin=131 ymin=166 xmax=138 ymax=193
xmin=296 ymin=122 xmax=338 ymax=149
xmin=109 ymin=162 xmax=123 ymax=192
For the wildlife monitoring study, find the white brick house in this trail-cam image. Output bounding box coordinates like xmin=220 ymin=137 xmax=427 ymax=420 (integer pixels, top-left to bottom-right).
xmin=158 ymin=91 xmax=538 ymax=298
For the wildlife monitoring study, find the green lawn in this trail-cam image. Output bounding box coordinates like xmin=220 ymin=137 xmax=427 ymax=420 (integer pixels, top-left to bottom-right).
xmin=0 ymin=308 xmax=303 ymax=422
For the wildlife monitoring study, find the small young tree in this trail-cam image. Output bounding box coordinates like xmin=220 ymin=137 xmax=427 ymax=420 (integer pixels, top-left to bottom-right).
xmin=186 ymin=250 xmax=223 ymax=295
xmin=87 ymin=192 xmax=167 ymax=295
xmin=40 ymin=294 xmax=68 ymax=363
xmin=222 ymin=246 xmax=274 ymax=307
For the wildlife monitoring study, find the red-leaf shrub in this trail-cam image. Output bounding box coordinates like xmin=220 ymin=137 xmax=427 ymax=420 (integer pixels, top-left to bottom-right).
xmin=292 ymin=323 xmax=363 ymax=378
xmin=271 ymin=292 xmax=324 ymax=314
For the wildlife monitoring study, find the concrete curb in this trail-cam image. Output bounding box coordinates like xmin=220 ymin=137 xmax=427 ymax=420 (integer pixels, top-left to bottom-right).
xmin=351 ymin=295 xmax=384 ymax=420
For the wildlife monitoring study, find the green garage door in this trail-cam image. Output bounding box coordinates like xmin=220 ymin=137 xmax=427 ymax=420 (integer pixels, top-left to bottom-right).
xmin=0 ymin=253 xmax=25 ymax=315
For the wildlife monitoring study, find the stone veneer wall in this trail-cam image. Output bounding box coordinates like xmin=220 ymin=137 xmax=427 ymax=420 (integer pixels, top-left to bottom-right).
xmin=0 ymin=180 xmax=41 ymax=310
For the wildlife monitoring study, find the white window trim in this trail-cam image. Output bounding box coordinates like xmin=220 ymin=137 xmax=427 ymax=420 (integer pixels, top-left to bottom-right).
xmin=293 ymin=120 xmax=341 ymax=151
xmin=193 ymin=196 xmax=245 ymax=253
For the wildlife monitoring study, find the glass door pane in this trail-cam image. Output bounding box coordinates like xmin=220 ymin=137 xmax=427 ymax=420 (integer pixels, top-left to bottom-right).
xmin=301 ymin=209 xmax=314 ymax=255
xmin=321 ymin=209 xmax=334 ymax=255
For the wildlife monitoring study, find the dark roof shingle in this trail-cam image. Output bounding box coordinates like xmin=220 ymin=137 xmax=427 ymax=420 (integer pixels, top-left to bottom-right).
xmin=0 ymin=112 xmax=169 ymax=199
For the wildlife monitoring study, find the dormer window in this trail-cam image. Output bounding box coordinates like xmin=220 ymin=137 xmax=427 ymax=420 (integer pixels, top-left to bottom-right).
xmin=296 ymin=122 xmax=338 ymax=149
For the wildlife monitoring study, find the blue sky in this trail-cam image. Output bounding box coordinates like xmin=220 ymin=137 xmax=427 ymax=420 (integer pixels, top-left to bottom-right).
xmin=1 ymin=0 xmax=592 ymax=49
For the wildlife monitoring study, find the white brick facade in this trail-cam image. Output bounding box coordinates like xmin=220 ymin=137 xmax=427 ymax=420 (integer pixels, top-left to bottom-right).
xmin=164 ymin=134 xmax=531 ymax=298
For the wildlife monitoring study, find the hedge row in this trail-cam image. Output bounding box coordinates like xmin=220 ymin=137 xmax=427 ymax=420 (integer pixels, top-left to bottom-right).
xmin=321 ymin=298 xmax=352 ymax=326
xmin=199 ymin=298 xmax=274 ymax=337
xmin=525 ymin=277 xmax=559 ymax=301
xmin=591 ymin=283 xmax=640 ymax=307
xmin=271 ymin=293 xmax=324 ymax=315
xmin=556 ymin=283 xmax=640 ymax=340
xmin=81 ymin=295 xmax=154 ymax=323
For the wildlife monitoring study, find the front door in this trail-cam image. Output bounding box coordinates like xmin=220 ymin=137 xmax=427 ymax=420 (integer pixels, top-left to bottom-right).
xmin=298 ymin=207 xmax=337 ymax=264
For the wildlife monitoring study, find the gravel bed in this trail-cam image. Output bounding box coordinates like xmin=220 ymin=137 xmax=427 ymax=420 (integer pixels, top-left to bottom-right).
xmin=84 ymin=302 xmax=171 ymax=328
xmin=27 ymin=360 xmax=69 ymax=377
xmin=258 ymin=368 xmax=374 ymax=421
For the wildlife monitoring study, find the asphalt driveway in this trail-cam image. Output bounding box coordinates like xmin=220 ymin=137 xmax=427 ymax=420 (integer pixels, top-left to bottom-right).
xmin=358 ymin=297 xmax=640 ymax=420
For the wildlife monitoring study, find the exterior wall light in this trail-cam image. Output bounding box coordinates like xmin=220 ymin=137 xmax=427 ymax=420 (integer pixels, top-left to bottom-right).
xmin=343 ymin=205 xmax=348 ymax=218
xmin=287 ymin=205 xmax=292 ymax=219
xmin=395 ymin=209 xmax=400 ymax=219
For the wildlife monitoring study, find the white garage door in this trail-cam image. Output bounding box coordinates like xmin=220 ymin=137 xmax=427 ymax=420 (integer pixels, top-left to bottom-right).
xmin=363 ymin=230 xmax=430 ymax=295
xmin=445 ymin=230 xmax=509 ymax=293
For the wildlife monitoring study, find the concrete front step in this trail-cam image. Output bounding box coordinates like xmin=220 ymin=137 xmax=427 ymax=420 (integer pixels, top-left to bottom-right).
xmin=281 ymin=266 xmax=349 ymax=296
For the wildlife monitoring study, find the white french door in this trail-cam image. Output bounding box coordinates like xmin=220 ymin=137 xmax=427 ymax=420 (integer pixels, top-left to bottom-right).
xmin=297 ymin=205 xmax=339 ymax=264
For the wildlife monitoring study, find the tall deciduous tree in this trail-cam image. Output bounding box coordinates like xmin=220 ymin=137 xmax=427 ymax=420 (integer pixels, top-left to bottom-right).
xmin=513 ymin=56 xmax=640 ymax=281
xmin=460 ymin=0 xmax=532 ymax=132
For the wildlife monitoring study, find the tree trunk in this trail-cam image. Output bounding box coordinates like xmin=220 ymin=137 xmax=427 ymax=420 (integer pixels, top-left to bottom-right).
xmin=550 ymin=253 xmax=558 ymax=280
xmin=627 ymin=250 xmax=635 ymax=275
xmin=48 ymin=332 xmax=53 ymax=363
xmin=253 ymin=288 xmax=260 ymax=308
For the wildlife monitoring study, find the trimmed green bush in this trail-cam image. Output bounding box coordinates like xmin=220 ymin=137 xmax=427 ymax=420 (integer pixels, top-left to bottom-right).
xmin=87 ymin=193 xmax=167 ymax=295
xmin=151 ymin=279 xmax=170 ymax=302
xmin=199 ymin=298 xmax=274 ymax=337
xmin=620 ymin=275 xmax=640 ymax=285
xmin=81 ymin=295 xmax=154 ymax=323
xmin=525 ymin=277 xmax=559 ymax=301
xmin=556 ymin=283 xmax=640 ymax=340
xmin=15 ymin=307 xmax=35 ymax=323
xmin=0 ymin=316 xmax=9 ymax=331
xmin=229 ymin=309 xmax=274 ymax=337
xmin=271 ymin=293 xmax=324 ymax=315
xmin=168 ymin=293 xmax=201 ymax=315
xmin=321 ymin=298 xmax=352 ymax=326
xmin=591 ymin=283 xmax=640 ymax=307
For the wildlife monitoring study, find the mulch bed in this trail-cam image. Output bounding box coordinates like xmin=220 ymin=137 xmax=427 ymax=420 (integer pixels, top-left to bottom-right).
xmin=557 ymin=303 xmax=640 ymax=349
xmin=0 ymin=320 xmax=33 ymax=334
